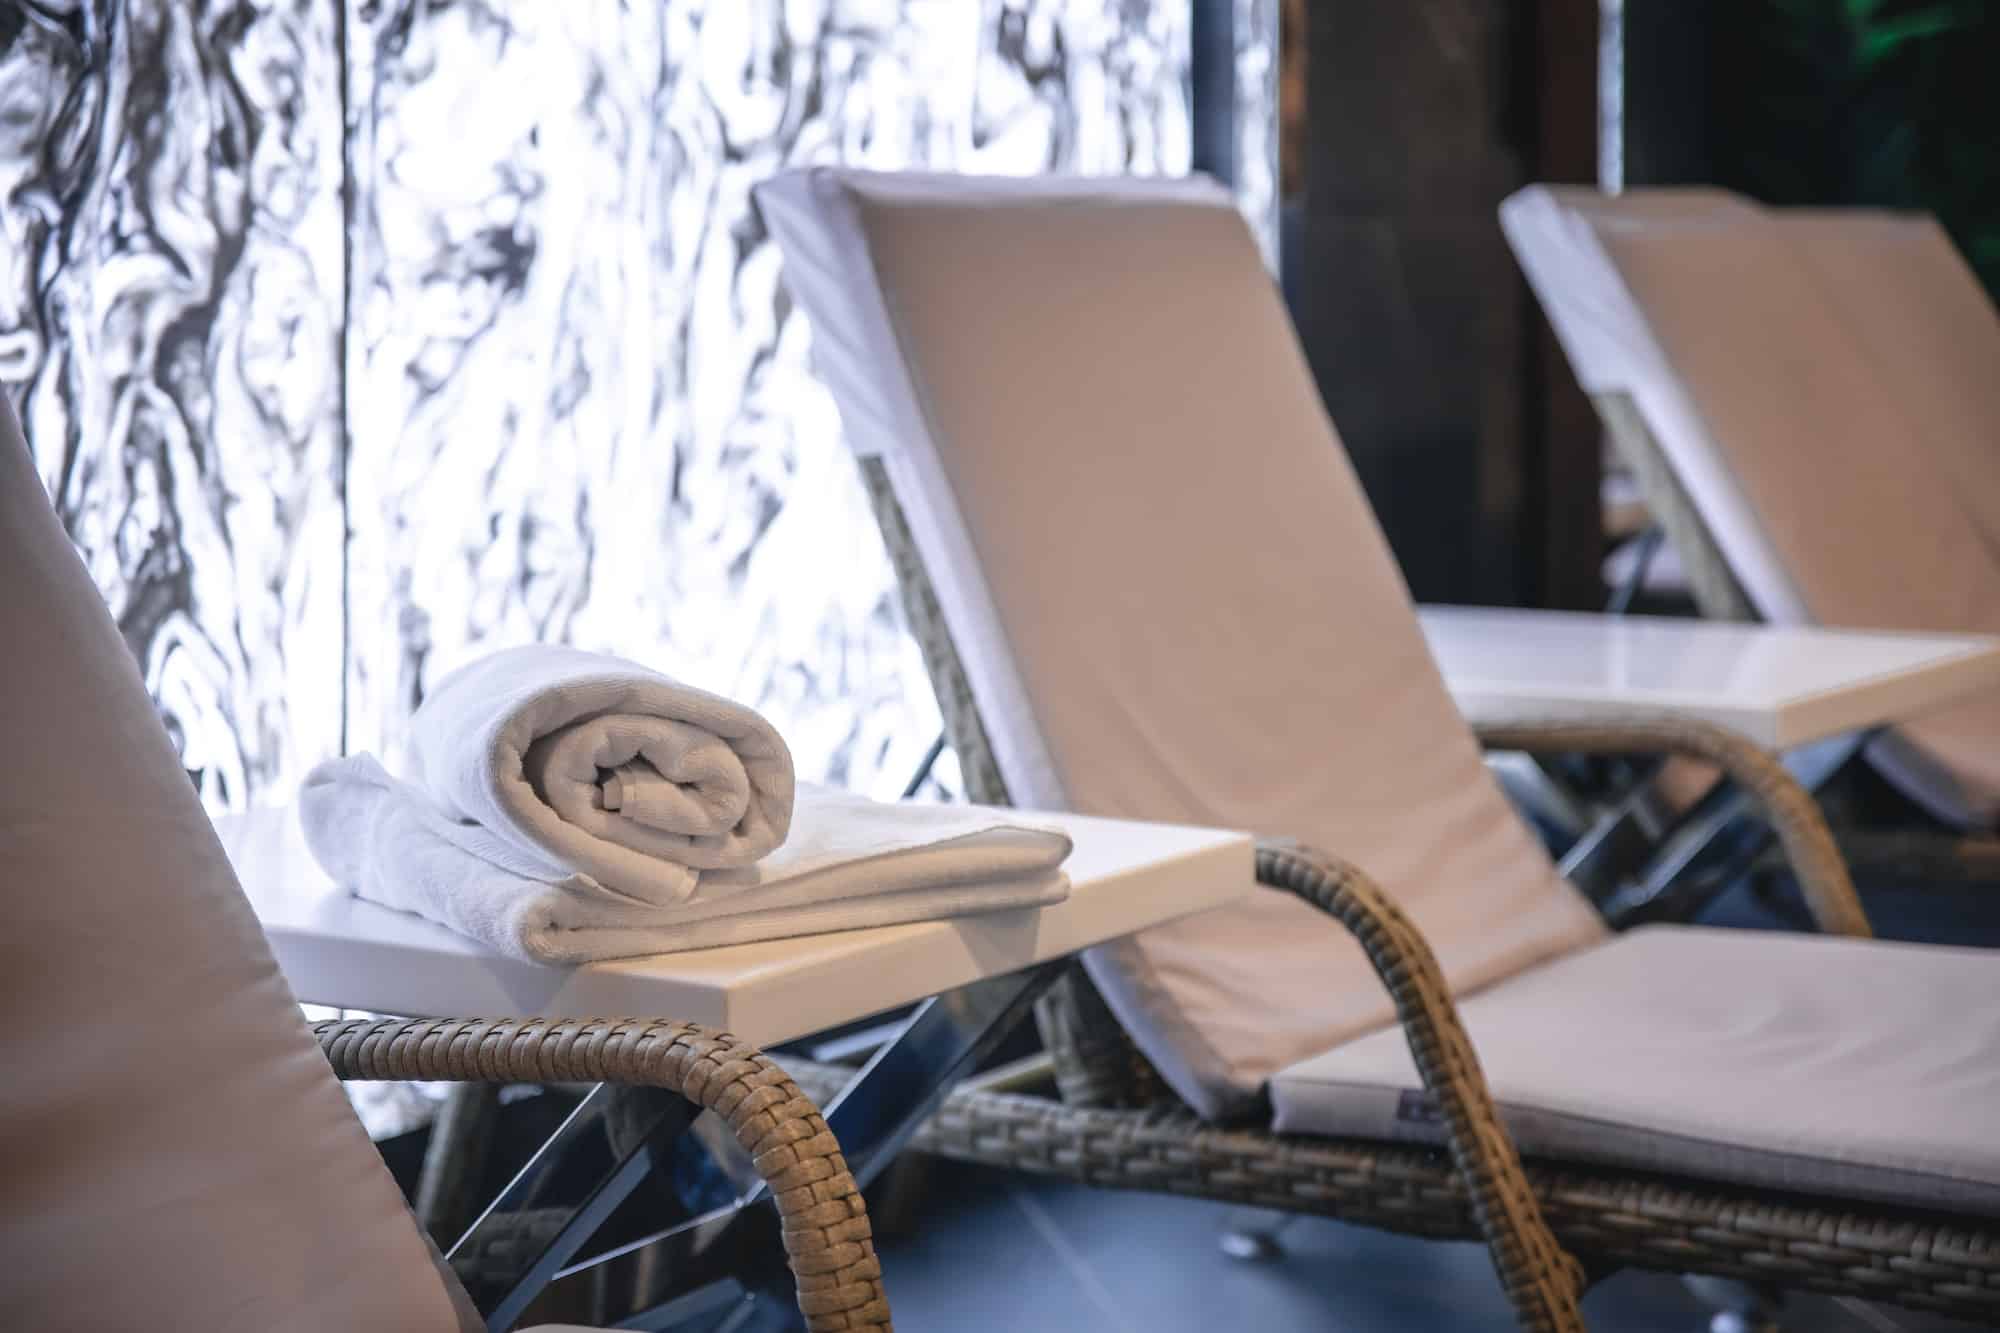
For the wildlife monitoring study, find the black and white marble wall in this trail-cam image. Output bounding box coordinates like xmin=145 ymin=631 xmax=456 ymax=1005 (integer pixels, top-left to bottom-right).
xmin=344 ymin=0 xmax=1196 ymax=800
xmin=1 ymin=2 xmax=346 ymax=809
xmin=1234 ymin=0 xmax=1280 ymax=267
xmin=4 ymin=0 xmax=1266 ymax=809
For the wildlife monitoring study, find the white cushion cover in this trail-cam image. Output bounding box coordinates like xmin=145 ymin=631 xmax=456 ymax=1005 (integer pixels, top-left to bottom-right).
xmin=759 ymin=168 xmax=1604 ymax=1119
xmin=1501 ymin=185 xmax=1761 ymax=396
xmin=1272 ymin=926 xmax=2000 ymax=1213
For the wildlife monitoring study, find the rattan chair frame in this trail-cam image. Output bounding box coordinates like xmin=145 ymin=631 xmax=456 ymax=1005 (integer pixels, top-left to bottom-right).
xmin=317 ymin=1016 xmax=892 ymax=1332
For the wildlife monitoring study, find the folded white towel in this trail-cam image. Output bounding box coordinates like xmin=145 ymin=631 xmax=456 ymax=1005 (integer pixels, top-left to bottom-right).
xmin=299 ymin=646 xmax=1072 ymax=962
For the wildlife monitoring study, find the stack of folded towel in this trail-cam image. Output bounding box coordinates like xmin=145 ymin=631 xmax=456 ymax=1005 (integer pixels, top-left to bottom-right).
xmin=300 ymin=646 xmax=1072 ymax=963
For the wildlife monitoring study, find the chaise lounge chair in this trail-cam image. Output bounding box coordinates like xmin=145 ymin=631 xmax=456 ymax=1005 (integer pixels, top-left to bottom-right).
xmin=756 ymin=168 xmax=2000 ymax=1330
xmin=0 ymin=397 xmax=888 ymax=1330
xmin=1504 ymin=185 xmax=2000 ymax=885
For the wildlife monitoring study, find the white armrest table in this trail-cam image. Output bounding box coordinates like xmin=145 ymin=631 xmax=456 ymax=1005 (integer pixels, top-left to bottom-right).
xmin=1418 ymin=607 xmax=2000 ymax=749
xmin=1418 ymin=607 xmax=2000 ymax=917
xmin=216 ymin=805 xmax=1251 ymax=1326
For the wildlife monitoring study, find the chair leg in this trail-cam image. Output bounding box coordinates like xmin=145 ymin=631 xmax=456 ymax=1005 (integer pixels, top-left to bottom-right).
xmin=864 ymin=1153 xmax=939 ymax=1241
xmin=1683 ymin=1275 xmax=1784 ymax=1333
xmin=415 ymin=1082 xmax=502 ymax=1243
xmin=1218 ymin=1207 xmax=1296 ymax=1261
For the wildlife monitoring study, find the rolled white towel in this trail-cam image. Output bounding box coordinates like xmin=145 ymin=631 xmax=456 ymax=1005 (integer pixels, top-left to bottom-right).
xmin=299 ymin=645 xmax=1073 ymax=962
xmin=396 ymin=645 xmax=795 ymax=906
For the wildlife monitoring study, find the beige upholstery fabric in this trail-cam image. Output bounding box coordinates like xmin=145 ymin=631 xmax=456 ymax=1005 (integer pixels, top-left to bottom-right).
xmin=1790 ymin=213 xmax=2000 ymax=563
xmin=1272 ymin=926 xmax=2000 ymax=1213
xmin=1784 ymin=214 xmax=2000 ymax=820
xmin=1501 ymin=186 xmax=1809 ymax=625
xmin=1501 ymin=186 xmax=1759 ymax=397
xmin=0 ymin=398 xmax=475 ymax=1330
xmin=1598 ymin=217 xmax=2000 ymax=633
xmin=1506 ymin=186 xmax=2000 ymax=826
xmin=1601 ymin=217 xmax=2000 ymax=823
xmin=760 ymin=169 xmax=1604 ymax=1118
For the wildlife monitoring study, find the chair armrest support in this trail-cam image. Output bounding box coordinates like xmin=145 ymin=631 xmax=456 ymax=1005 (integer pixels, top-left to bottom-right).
xmin=315 ymin=1016 xmax=888 ymax=1332
xmin=1256 ymin=839 xmax=1587 ymax=1333
xmin=1474 ymin=716 xmax=1872 ymax=939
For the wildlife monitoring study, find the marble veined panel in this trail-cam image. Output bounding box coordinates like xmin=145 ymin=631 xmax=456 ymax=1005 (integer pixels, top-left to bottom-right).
xmin=0 ymin=1 xmax=347 ymax=810
xmin=1236 ymin=0 xmax=1280 ymax=268
xmin=345 ymin=0 xmax=1196 ymax=798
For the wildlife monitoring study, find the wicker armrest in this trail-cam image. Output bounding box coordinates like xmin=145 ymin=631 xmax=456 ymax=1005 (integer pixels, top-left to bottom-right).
xmin=315 ymin=1016 xmax=888 ymax=1332
xmin=1474 ymin=716 xmax=1872 ymax=939
xmin=1256 ymin=839 xmax=1587 ymax=1333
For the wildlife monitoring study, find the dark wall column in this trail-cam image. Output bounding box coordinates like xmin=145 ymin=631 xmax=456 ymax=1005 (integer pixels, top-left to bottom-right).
xmin=1189 ymin=0 xmax=1236 ymax=184
xmin=1621 ymin=0 xmax=1714 ymax=188
xmin=1293 ymin=1 xmax=1601 ymax=608
xmin=1529 ymin=0 xmax=1607 ymax=610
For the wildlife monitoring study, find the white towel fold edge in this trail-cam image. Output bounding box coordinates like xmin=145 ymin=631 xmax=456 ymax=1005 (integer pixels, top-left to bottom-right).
xmin=299 ymin=755 xmax=1073 ymax=963
xmin=504 ymin=870 xmax=1072 ymax=963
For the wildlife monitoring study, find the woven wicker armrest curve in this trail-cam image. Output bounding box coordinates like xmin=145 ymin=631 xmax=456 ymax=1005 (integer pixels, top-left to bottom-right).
xmin=1255 ymin=838 xmax=1588 ymax=1333
xmin=1473 ymin=715 xmax=1872 ymax=939
xmin=315 ymin=1016 xmax=890 ymax=1332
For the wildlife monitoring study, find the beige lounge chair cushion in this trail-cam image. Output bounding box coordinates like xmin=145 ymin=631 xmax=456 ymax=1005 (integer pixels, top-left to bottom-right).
xmin=1272 ymin=926 xmax=2000 ymax=1214
xmin=1783 ymin=213 xmax=2000 ymax=822
xmin=1506 ymin=186 xmax=2000 ymax=826
xmin=1603 ymin=215 xmax=2000 ymax=825
xmin=1788 ymin=213 xmax=2000 ymax=564
xmin=1501 ymin=185 xmax=1761 ymax=398
xmin=759 ymin=169 xmax=1604 ymax=1119
xmin=0 ymin=398 xmax=475 ymax=1330
xmin=1503 ymin=186 xmax=1816 ymax=629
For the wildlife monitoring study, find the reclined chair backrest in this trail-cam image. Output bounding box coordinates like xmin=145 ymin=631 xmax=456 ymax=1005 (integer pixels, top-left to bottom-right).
xmin=1782 ymin=212 xmax=2000 ymax=572
xmin=0 ymin=397 xmax=474 ymax=1329
xmin=1501 ymin=186 xmax=1779 ymax=615
xmin=759 ymin=170 xmax=1603 ymax=1119
xmin=1504 ymin=186 xmax=2000 ymax=826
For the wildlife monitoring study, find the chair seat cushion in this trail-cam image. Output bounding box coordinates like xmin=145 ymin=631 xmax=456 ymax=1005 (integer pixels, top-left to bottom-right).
xmin=1270 ymin=926 xmax=2000 ymax=1214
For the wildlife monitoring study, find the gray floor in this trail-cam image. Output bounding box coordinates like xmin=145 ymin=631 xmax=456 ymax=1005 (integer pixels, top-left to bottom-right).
xmin=876 ymin=1161 xmax=1983 ymax=1332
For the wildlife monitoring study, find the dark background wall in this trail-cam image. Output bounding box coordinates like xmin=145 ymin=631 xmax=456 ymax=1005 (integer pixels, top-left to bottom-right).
xmin=1286 ymin=0 xmax=1999 ymax=612
xmin=1289 ymin=0 xmax=1601 ymax=610
xmin=1704 ymin=0 xmax=2000 ymax=299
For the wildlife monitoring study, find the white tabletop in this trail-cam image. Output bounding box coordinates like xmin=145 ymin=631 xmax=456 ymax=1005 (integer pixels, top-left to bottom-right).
xmin=1419 ymin=606 xmax=2000 ymax=750
xmin=217 ymin=805 xmax=1251 ymax=1046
